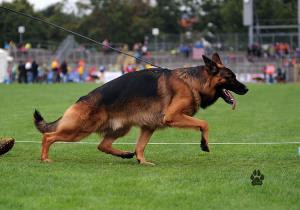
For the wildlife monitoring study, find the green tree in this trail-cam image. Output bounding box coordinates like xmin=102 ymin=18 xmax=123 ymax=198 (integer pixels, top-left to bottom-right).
xmin=255 ymin=0 xmax=297 ymax=26
xmin=220 ymin=0 xmax=245 ymax=33
xmin=78 ymin=0 xmax=155 ymax=46
xmin=0 ymin=0 xmax=48 ymax=46
xmin=39 ymin=2 xmax=79 ymax=43
xmin=0 ymin=0 xmax=298 ymax=48
xmin=193 ymin=0 xmax=223 ymax=34
xmin=150 ymin=0 xmax=181 ymax=34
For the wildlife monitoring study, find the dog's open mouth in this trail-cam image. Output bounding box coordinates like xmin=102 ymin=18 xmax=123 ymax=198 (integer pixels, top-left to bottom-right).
xmin=220 ymin=89 xmax=236 ymax=110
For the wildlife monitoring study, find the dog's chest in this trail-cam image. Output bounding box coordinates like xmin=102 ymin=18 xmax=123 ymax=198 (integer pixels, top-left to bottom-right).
xmin=199 ymin=93 xmax=218 ymax=109
xmin=109 ymin=118 xmax=124 ymax=130
xmin=190 ymin=89 xmax=201 ymax=113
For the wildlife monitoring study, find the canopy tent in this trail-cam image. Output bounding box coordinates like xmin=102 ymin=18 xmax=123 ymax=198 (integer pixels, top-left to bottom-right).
xmin=0 ymin=48 xmax=13 ymax=83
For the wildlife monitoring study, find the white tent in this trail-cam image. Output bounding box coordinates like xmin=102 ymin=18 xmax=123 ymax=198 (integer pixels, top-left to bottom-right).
xmin=0 ymin=48 xmax=13 ymax=83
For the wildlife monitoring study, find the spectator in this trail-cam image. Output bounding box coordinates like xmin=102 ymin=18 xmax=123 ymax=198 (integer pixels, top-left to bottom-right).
xmin=247 ymin=43 xmax=262 ymax=57
xmin=38 ymin=64 xmax=47 ymax=83
xmin=133 ymin=42 xmax=142 ymax=64
xmin=51 ymin=59 xmax=60 ymax=83
xmin=18 ymin=61 xmax=27 ymax=83
xmin=276 ymin=65 xmax=286 ymax=83
xmin=25 ymin=60 xmax=32 ymax=83
xmin=179 ymin=44 xmax=191 ymax=58
xmin=77 ymin=59 xmax=85 ymax=82
xmin=47 ymin=68 xmax=54 ymax=84
xmin=60 ymin=60 xmax=68 ymax=83
xmin=69 ymin=67 xmax=80 ymax=83
xmin=31 ymin=60 xmax=38 ymax=83
xmin=99 ymin=65 xmax=106 ymax=82
xmin=11 ymin=63 xmax=18 ymax=83
xmin=264 ymin=63 xmax=276 ymax=84
xmin=102 ymin=39 xmax=110 ymax=54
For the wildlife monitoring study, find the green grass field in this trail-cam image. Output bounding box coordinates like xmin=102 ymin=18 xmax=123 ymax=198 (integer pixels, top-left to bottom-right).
xmin=0 ymin=83 xmax=299 ymax=210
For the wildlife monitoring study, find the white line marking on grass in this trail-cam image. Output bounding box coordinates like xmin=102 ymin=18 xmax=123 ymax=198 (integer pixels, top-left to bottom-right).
xmin=15 ymin=141 xmax=300 ymax=145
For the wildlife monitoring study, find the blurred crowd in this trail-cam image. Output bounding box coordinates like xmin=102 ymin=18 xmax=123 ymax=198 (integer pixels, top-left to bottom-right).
xmin=251 ymin=57 xmax=296 ymax=84
xmin=247 ymin=42 xmax=292 ymax=58
xmin=9 ymin=59 xmax=107 ymax=84
xmin=7 ymin=59 xmax=158 ymax=84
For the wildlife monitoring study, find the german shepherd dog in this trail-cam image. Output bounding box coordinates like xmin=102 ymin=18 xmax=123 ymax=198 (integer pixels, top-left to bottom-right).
xmin=34 ymin=53 xmax=248 ymax=165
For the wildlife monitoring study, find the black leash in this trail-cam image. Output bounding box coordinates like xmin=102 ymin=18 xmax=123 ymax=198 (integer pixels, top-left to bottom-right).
xmin=0 ymin=6 xmax=165 ymax=69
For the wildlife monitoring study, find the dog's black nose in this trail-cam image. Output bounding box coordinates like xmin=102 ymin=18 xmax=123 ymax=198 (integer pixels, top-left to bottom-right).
xmin=240 ymin=87 xmax=249 ymax=95
xmin=233 ymin=86 xmax=248 ymax=95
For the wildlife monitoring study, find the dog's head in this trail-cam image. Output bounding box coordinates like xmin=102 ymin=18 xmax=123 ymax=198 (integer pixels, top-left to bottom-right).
xmin=202 ymin=53 xmax=248 ymax=109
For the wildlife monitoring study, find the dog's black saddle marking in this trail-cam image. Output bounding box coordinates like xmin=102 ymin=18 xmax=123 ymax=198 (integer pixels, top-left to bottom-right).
xmin=77 ymin=69 xmax=171 ymax=106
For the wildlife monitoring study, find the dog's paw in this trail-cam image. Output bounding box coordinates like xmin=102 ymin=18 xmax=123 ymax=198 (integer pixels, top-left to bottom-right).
xmin=41 ymin=158 xmax=53 ymax=163
xmin=119 ymin=152 xmax=135 ymax=159
xmin=138 ymin=159 xmax=155 ymax=166
xmin=200 ymin=140 xmax=210 ymax=152
xmin=250 ymin=169 xmax=264 ymax=185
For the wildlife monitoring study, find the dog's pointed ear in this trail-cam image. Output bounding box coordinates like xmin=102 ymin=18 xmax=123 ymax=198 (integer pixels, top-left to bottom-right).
xmin=212 ymin=52 xmax=223 ymax=65
xmin=202 ymin=55 xmax=219 ymax=75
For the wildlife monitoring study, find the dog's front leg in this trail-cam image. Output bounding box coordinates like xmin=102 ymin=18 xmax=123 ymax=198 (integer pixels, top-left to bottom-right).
xmin=163 ymin=113 xmax=210 ymax=152
xmin=135 ymin=127 xmax=154 ymax=165
xmin=163 ymin=85 xmax=210 ymax=152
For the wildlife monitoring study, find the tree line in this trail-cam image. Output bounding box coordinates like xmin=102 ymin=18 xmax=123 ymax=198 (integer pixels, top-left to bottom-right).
xmin=0 ymin=0 xmax=297 ymax=48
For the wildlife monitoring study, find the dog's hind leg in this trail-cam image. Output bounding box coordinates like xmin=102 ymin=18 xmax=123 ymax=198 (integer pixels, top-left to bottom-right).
xmin=98 ymin=126 xmax=135 ymax=159
xmin=40 ymin=103 xmax=108 ymax=162
xmin=41 ymin=134 xmax=53 ymax=162
xmin=135 ymin=127 xmax=154 ymax=165
xmin=41 ymin=130 xmax=90 ymax=162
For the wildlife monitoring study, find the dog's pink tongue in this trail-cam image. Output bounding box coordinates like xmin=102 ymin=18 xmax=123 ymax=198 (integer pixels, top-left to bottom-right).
xmin=231 ymin=98 xmax=236 ymax=110
xmin=224 ymin=90 xmax=236 ymax=110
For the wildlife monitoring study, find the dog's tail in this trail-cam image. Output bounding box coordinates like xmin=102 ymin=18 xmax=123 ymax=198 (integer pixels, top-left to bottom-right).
xmin=33 ymin=109 xmax=61 ymax=133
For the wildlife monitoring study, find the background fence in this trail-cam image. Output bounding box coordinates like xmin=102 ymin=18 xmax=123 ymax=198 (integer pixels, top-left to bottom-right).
xmin=4 ymin=31 xmax=299 ymax=83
